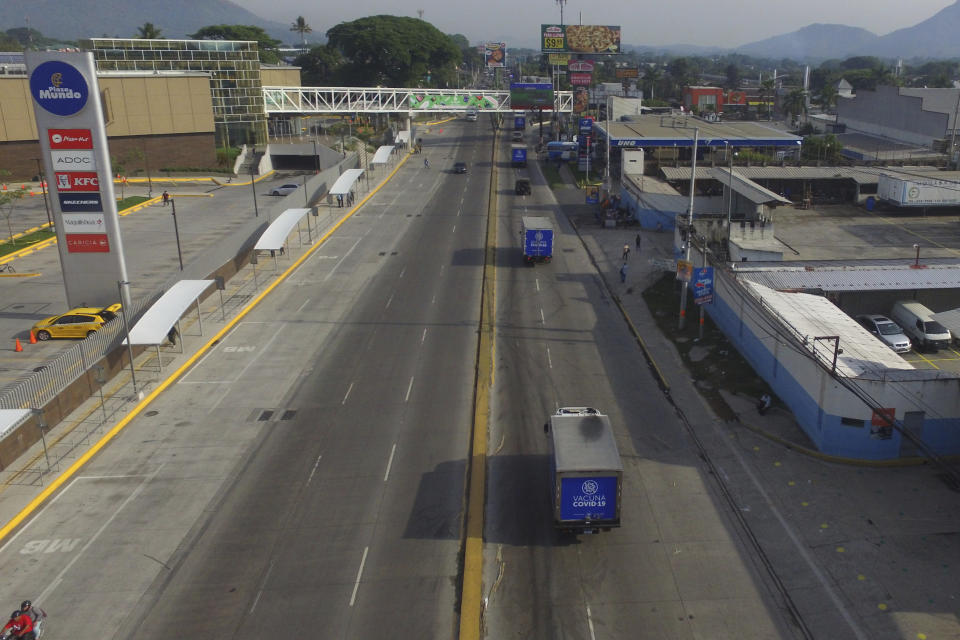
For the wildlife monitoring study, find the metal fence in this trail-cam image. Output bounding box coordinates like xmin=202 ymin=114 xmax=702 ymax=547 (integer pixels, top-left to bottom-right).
xmin=0 ymin=293 xmax=158 ymax=411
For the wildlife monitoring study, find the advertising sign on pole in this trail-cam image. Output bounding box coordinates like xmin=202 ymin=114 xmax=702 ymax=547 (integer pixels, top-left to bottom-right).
xmin=569 ymin=72 xmax=592 ymax=86
xmin=509 ymin=83 xmax=554 ymax=109
xmin=585 ymin=185 xmax=600 ymax=204
xmin=541 ymin=25 xmax=621 ymax=54
xmin=547 ymin=54 xmax=569 ymax=66
xmin=26 ymin=51 xmax=130 ymax=308
xmin=676 ymin=259 xmax=693 ymax=283
xmin=485 ymin=42 xmax=507 ymax=68
xmin=693 ymin=267 xmax=714 ymax=305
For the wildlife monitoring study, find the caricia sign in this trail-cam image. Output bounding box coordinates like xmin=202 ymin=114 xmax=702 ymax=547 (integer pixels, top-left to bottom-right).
xmin=29 ymin=61 xmax=89 ymax=116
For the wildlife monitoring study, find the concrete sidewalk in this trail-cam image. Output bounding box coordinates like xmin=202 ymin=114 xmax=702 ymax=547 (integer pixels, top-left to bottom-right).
xmin=550 ymin=165 xmax=960 ymax=640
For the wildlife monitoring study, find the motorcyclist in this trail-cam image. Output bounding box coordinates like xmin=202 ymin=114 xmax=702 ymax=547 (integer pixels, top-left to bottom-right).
xmin=1 ymin=609 xmax=34 ymax=639
xmin=18 ymin=602 xmax=41 ymax=626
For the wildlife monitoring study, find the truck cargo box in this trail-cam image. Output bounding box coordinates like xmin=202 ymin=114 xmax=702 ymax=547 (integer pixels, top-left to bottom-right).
xmin=549 ymin=407 xmax=623 ymax=533
xmin=522 ymin=216 xmax=553 ymax=263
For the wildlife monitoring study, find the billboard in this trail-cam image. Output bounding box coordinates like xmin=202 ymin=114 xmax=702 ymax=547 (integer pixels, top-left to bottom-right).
xmin=541 ymin=24 xmax=621 ymax=54
xmin=547 ymin=54 xmax=569 ymax=66
xmin=485 ymin=42 xmax=506 ymax=68
xmin=573 ymin=88 xmax=588 ymax=114
xmin=510 ymin=83 xmax=554 ymax=109
xmin=570 ymin=72 xmax=592 ymax=86
xmin=616 ymin=68 xmax=640 ymax=78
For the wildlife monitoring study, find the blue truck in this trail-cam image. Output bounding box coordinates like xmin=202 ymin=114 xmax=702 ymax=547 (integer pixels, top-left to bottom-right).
xmin=511 ymin=143 xmax=527 ymax=167
xmin=522 ymin=216 xmax=553 ymax=264
xmin=547 ymin=407 xmax=623 ymax=534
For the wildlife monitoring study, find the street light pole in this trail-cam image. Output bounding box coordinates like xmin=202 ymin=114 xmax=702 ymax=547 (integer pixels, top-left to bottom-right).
xmin=726 ymin=141 xmax=734 ymax=255
xmin=117 ymin=279 xmax=138 ymax=394
xmin=34 ymin=159 xmax=52 ymax=228
xmin=249 ymin=147 xmax=259 ymax=218
xmin=679 ymin=127 xmax=699 ymax=330
xmin=170 ymin=197 xmax=184 ymax=270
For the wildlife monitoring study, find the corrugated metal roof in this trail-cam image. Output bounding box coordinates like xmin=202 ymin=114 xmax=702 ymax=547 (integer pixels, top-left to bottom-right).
xmin=733 ymin=260 xmax=960 ymax=292
xmin=661 ymin=166 xmax=880 ymax=185
xmin=596 ymin=117 xmax=803 ymax=148
xmin=742 ymin=282 xmax=914 ymax=378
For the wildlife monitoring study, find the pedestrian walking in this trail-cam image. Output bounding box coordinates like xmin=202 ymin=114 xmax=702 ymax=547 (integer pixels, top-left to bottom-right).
xmin=167 ymin=325 xmax=179 ymax=346
xmin=635 ymin=233 xmax=642 ymax=250
xmin=337 ymin=194 xmax=343 ymax=208
xmin=622 ymin=244 xmax=630 ymax=262
xmin=162 ymin=190 xmax=170 ymax=206
xmin=424 ymin=157 xmax=430 ymax=169
xmin=619 ymin=262 xmax=628 ymax=283
xmin=757 ymin=393 xmax=772 ymax=415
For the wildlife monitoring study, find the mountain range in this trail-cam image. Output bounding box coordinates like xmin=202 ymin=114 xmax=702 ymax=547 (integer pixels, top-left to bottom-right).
xmin=3 ymin=0 xmax=960 ymax=61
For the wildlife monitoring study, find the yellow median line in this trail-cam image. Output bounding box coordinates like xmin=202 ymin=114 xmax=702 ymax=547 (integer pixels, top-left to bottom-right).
xmin=0 ymin=153 xmax=411 ymax=545
xmin=426 ymin=116 xmax=459 ymax=125
xmin=459 ymin=133 xmax=497 ymax=640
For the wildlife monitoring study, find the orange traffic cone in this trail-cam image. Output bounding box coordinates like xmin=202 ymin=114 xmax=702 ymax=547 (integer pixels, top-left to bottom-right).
xmin=14 ymin=338 xmax=22 ymax=352
xmin=1 ymin=184 xmax=6 ymax=191
xmin=29 ymin=331 xmax=37 ymax=344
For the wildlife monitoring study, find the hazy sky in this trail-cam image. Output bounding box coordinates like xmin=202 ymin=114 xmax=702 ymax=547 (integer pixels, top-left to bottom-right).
xmin=233 ymin=0 xmax=955 ymax=48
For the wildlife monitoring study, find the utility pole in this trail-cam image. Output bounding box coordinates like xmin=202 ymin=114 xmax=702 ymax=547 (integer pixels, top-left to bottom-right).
xmin=679 ymin=128 xmax=699 ymax=330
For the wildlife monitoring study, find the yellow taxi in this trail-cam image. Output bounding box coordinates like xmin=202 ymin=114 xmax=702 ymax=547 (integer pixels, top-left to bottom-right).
xmin=32 ymin=303 xmax=122 ymax=341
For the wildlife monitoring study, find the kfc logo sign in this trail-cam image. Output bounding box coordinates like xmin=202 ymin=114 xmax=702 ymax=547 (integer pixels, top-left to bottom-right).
xmin=48 ymin=129 xmax=92 ymax=150
xmin=55 ymin=171 xmax=99 ymax=192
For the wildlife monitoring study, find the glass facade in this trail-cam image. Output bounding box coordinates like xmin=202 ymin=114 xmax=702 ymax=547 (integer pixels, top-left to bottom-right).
xmin=83 ymin=38 xmax=267 ymax=146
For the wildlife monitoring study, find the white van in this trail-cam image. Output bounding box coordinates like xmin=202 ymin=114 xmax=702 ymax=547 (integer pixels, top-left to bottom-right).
xmin=890 ymin=301 xmax=953 ymax=351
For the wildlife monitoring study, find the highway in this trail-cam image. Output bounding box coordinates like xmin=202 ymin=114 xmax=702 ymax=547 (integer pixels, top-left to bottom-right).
xmin=0 ymin=122 xmax=489 ymax=638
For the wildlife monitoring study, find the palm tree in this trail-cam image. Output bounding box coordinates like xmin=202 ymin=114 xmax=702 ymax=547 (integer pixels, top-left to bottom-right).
xmin=643 ymin=65 xmax=662 ymax=100
xmin=817 ymin=84 xmax=838 ymax=112
xmin=758 ymin=77 xmax=775 ymax=120
xmin=784 ymin=88 xmax=807 ymax=125
xmin=136 ymin=22 xmax=163 ymax=39
xmin=290 ymin=16 xmax=312 ymax=47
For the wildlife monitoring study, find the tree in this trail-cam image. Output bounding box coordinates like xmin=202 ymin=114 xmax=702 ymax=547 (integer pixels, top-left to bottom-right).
xmin=666 ymin=57 xmax=697 ymax=97
xmin=642 ymin=65 xmax=663 ymax=100
xmin=136 ymin=22 xmax=163 ymax=39
xmin=817 ymin=83 xmax=838 ymax=111
xmin=0 ymin=171 xmax=27 ymax=247
xmin=326 ymin=16 xmax=461 ymax=87
xmin=189 ymin=25 xmax=282 ymax=64
xmin=784 ymin=88 xmax=807 ymax=124
xmin=758 ymin=77 xmax=775 ymax=119
xmin=295 ymin=44 xmax=343 ymax=85
xmin=290 ymin=16 xmax=312 ymax=46
xmin=725 ymin=63 xmax=741 ymax=90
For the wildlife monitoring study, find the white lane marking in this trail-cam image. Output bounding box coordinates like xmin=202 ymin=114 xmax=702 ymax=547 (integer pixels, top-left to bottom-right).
xmin=439 ymin=265 xmax=445 ymax=276
xmin=36 ymin=464 xmax=165 ymax=604
xmin=546 ymin=347 xmax=553 ymax=369
xmin=323 ymin=237 xmax=363 ymax=282
xmin=586 ymin=604 xmax=597 ymax=640
xmin=421 ymin=328 xmax=428 ymax=344
xmin=540 ymin=308 xmax=545 ymax=324
xmin=431 ymin=295 xmax=436 ymax=305
xmin=457 ymin=209 xmax=462 ymax=217
xmin=296 ymin=298 xmax=310 ymax=313
xmin=399 ymin=266 xmax=406 ymax=279
xmin=307 ymin=455 xmax=323 ymax=486
xmin=714 ymin=423 xmax=869 ymax=639
xmin=385 ymin=293 xmax=394 ymax=309
xmin=383 ymin=444 xmax=397 ymax=482
xmin=342 ymin=382 xmax=354 ymax=405
xmin=405 ymin=376 xmax=414 ymax=403
xmin=227 ymin=327 xmax=285 ymax=384
xmin=452 ymin=225 xmax=456 ymax=233
xmin=536 ymin=279 xmax=540 ymax=292
xmin=249 ymin=559 xmax=275 ymax=613
xmin=180 ymin=323 xmax=241 ymax=382
xmin=349 ymin=546 xmax=369 ymax=607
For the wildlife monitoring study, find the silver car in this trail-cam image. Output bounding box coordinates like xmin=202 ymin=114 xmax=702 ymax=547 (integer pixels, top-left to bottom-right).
xmin=856 ymin=314 xmax=912 ymax=353
xmin=269 ymin=183 xmax=299 ymax=196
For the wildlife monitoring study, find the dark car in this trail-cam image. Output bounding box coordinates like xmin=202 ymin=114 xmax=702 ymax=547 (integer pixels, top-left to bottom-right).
xmin=453 ymin=162 xmax=467 ymax=174
xmin=515 ymin=179 xmax=531 ymax=195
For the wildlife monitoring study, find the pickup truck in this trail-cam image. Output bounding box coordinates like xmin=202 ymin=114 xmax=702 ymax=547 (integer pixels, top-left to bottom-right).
xmin=546 ymin=407 xmax=623 ymax=534
xmin=522 ymin=216 xmax=553 ymax=264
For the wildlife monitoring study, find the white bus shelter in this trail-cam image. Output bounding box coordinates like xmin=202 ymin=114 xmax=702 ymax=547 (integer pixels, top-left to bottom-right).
xmin=329 ymin=169 xmax=365 ymax=196
xmin=372 ymin=145 xmax=394 ymax=165
xmin=0 ymin=409 xmax=30 ymax=442
xmin=123 ymin=279 xmax=213 ymax=370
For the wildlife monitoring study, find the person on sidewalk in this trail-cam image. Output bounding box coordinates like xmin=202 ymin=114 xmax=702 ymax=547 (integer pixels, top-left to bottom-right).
xmin=622 ymin=244 xmax=630 ymax=262
xmin=635 ymin=233 xmax=642 ymax=251
xmin=619 ymin=262 xmax=628 ymax=283
xmin=757 ymin=393 xmax=772 ymax=415
xmin=162 ymin=190 xmax=170 ymax=206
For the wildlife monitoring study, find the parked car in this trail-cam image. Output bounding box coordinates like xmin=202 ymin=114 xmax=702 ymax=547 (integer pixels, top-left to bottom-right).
xmin=890 ymin=301 xmax=953 ymax=351
xmin=856 ymin=314 xmax=911 ymax=353
xmin=453 ymin=162 xmax=468 ymax=174
xmin=32 ymin=303 xmax=122 ymax=341
xmin=270 ymin=183 xmax=299 ymax=196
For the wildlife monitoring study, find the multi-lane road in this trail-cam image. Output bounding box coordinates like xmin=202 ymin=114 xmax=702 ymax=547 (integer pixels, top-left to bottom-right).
xmin=2 ymin=118 xmax=951 ymax=640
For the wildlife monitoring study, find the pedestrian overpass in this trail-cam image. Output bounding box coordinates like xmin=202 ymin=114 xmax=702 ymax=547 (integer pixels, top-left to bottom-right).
xmin=263 ymin=86 xmax=574 ymax=114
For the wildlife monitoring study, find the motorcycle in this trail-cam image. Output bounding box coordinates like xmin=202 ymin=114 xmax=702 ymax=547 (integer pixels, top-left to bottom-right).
xmin=0 ymin=608 xmax=46 ymax=640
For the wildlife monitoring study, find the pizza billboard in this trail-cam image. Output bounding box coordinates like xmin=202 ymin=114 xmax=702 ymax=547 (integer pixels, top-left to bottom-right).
xmin=541 ymin=24 xmax=621 ymax=54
